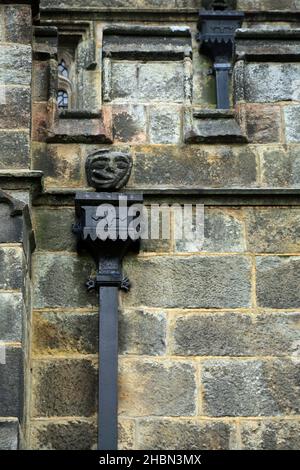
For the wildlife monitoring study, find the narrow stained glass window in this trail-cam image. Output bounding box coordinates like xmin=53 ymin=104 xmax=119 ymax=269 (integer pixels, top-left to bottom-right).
xmin=57 ymin=90 xmax=68 ymax=109
xmin=58 ymin=60 xmax=69 ymax=78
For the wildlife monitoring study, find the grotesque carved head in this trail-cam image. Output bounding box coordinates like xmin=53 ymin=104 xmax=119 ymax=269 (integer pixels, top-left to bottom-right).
xmin=86 ymin=150 xmax=133 ymax=190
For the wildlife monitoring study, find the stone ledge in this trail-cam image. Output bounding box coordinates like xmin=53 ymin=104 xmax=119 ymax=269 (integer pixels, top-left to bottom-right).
xmin=0 ymin=170 xmax=43 ymax=193
xmin=33 ymin=26 xmax=58 ymax=59
xmin=33 ymin=188 xmax=300 ymax=207
xmin=103 ymin=25 xmax=192 ymax=61
xmin=47 ymin=110 xmax=113 ymax=144
xmin=38 ymin=0 xmax=300 ymax=14
xmin=236 ymin=28 xmax=300 ymax=60
xmin=184 ymin=108 xmax=247 ymax=144
xmin=103 ymin=25 xmax=191 ymax=37
xmin=237 ymin=28 xmax=300 ymax=39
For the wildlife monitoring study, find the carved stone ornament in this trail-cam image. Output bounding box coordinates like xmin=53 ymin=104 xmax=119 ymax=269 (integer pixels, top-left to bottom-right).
xmin=202 ymin=0 xmax=237 ymax=10
xmin=85 ymin=150 xmax=133 ymax=190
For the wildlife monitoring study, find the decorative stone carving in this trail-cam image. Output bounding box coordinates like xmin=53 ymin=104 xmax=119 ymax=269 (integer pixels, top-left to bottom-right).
xmin=85 ymin=150 xmax=133 ymax=190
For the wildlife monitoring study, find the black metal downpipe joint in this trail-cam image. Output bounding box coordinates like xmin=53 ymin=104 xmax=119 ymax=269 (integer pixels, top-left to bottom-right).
xmin=73 ymin=192 xmax=143 ymax=450
xmin=197 ymin=7 xmax=244 ymax=109
xmin=73 ymin=150 xmax=143 ymax=450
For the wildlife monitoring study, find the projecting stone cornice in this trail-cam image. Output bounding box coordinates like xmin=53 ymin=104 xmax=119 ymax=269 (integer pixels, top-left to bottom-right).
xmin=235 ymin=28 xmax=300 ymax=60
xmin=37 ymin=1 xmax=300 ymax=22
xmin=0 ymin=170 xmax=43 ymax=194
xmin=33 ymin=187 xmax=300 ymax=208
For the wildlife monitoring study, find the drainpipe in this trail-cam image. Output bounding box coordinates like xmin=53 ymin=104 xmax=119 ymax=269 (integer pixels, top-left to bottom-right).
xmin=73 ymin=151 xmax=142 ymax=450
xmin=197 ymin=8 xmax=244 ymax=109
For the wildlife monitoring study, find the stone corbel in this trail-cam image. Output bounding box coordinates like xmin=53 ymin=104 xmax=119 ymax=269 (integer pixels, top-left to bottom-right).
xmin=47 ymin=108 xmax=113 ymax=144
xmin=235 ymin=28 xmax=300 ymax=62
xmin=184 ymin=107 xmax=247 ymax=144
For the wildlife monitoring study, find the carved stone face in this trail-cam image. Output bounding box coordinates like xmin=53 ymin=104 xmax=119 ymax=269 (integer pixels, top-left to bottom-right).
xmin=86 ymin=150 xmax=133 ymax=190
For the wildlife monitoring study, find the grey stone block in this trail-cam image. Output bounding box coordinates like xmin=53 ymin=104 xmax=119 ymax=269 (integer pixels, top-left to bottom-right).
xmin=131 ymin=146 xmax=257 ymax=188
xmin=261 ymin=146 xmax=300 ymax=188
xmin=30 ymin=419 xmax=97 ymax=450
xmin=284 ymin=105 xmax=300 ymax=143
xmin=75 ymin=37 xmax=95 ymax=70
xmin=0 ymin=132 xmax=30 ymax=169
xmin=32 ymin=312 xmax=98 ymax=355
xmin=111 ymin=62 xmax=138 ymax=102
xmin=119 ymin=309 xmax=166 ymax=356
xmin=256 ymin=256 xmax=300 ymax=309
xmin=240 ymin=419 xmax=300 ymax=450
xmin=33 ymin=254 xmax=97 ymax=309
xmin=0 ymin=420 xmax=19 ymax=450
xmin=242 ymin=104 xmax=281 ymax=144
xmin=119 ymin=359 xmax=196 ymax=417
xmin=0 ymin=44 xmax=31 ymax=86
xmin=137 ymin=419 xmax=236 ymax=450
xmin=202 ymin=359 xmax=300 ymax=417
xmin=33 ymin=61 xmax=50 ymax=101
xmin=0 ymin=87 xmax=31 ymax=129
xmin=243 ymin=63 xmax=300 ymax=103
xmin=245 ymin=208 xmax=300 ymax=253
xmin=111 ymin=61 xmax=185 ymax=103
xmin=176 ymin=208 xmax=245 ymax=253
xmin=3 ymin=5 xmax=32 ymax=44
xmin=123 ymin=255 xmax=252 ymax=309
xmin=34 ymin=208 xmax=77 ymax=252
xmin=140 ymin=237 xmax=171 ymax=254
xmin=113 ymin=105 xmax=147 ymax=143
xmin=138 ymin=62 xmax=184 ymax=102
xmin=140 ymin=205 xmax=172 ymax=253
xmin=171 ymin=312 xmax=300 ymax=356
xmin=0 ymin=293 xmax=23 ymax=342
xmin=0 ymin=203 xmax=23 ymax=243
xmin=0 ymin=347 xmax=23 ymax=417
xmin=32 ymin=144 xmax=83 ymax=186
xmin=149 ymin=106 xmax=181 ymax=144
xmin=32 ymin=359 xmax=97 ymax=417
xmin=0 ymin=247 xmax=23 ymax=290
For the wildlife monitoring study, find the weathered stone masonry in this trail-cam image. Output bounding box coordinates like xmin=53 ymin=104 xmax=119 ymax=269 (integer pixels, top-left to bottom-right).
xmin=1 ymin=0 xmax=300 ymax=450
